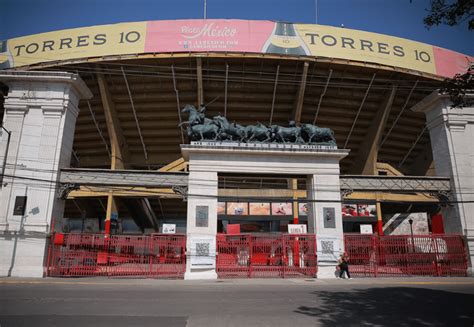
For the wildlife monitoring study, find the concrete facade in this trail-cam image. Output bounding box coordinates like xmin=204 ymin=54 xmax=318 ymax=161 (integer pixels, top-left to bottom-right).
xmin=412 ymin=92 xmax=474 ymax=275
xmin=182 ymin=142 xmax=349 ymax=279
xmin=0 ymin=71 xmax=92 ymax=277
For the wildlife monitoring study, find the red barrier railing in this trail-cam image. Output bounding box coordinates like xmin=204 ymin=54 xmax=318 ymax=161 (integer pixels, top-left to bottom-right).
xmin=344 ymin=234 xmax=468 ymax=277
xmin=47 ymin=233 xmax=186 ymax=278
xmin=216 ymin=233 xmax=317 ymax=278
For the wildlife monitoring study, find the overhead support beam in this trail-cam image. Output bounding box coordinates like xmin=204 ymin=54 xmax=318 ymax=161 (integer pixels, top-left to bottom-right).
xmin=97 ymin=72 xmax=130 ymax=170
xmin=399 ymin=138 xmax=433 ymax=176
xmin=313 ymin=69 xmax=333 ymax=124
xmin=292 ymin=61 xmax=309 ymax=123
xmin=196 ymin=57 xmax=204 ymax=107
xmin=352 ymin=85 xmax=398 ymax=174
xmin=344 ymin=73 xmax=376 ymax=149
xmin=68 ymin=186 xmax=180 ymax=199
xmin=158 ymin=157 xmax=188 ymax=172
xmin=269 ymin=65 xmax=280 ymax=125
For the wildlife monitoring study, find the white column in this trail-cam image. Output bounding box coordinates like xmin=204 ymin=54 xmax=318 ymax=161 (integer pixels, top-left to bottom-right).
xmin=412 ymin=92 xmax=474 ymax=276
xmin=0 ymin=71 xmax=92 ymax=277
xmin=184 ymin=170 xmax=218 ymax=280
xmin=307 ymin=173 xmax=344 ymax=278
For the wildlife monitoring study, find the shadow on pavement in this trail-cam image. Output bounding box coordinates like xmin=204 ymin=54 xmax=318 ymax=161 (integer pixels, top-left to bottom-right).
xmin=294 ymin=287 xmax=474 ymax=326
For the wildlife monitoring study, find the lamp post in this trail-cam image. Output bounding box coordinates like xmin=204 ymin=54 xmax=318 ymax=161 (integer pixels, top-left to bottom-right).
xmin=0 ymin=125 xmax=11 ymax=187
xmin=408 ymin=218 xmax=415 ymax=252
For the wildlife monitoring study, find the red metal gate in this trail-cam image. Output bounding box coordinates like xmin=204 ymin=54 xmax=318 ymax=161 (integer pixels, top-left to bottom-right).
xmin=47 ymin=233 xmax=186 ymax=278
xmin=344 ymin=234 xmax=468 ymax=277
xmin=216 ymin=233 xmax=317 ymax=278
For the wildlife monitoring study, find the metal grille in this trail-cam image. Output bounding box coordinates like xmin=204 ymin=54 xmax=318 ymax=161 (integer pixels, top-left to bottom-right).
xmin=216 ymin=233 xmax=317 ymax=278
xmin=47 ymin=233 xmax=186 ymax=278
xmin=344 ymin=234 xmax=468 ymax=277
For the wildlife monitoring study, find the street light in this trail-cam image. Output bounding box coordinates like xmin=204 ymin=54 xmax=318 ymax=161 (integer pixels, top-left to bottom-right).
xmin=0 ymin=125 xmax=11 ymax=187
xmin=408 ymin=218 xmax=415 ymax=252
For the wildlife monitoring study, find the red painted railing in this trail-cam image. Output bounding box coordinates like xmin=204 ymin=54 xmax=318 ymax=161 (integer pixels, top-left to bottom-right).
xmin=344 ymin=234 xmax=468 ymax=277
xmin=47 ymin=233 xmax=186 ymax=278
xmin=216 ymin=233 xmax=317 ymax=278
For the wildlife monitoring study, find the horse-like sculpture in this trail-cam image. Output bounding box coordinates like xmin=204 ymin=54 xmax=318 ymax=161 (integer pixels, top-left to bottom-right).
xmin=245 ymin=122 xmax=272 ymax=142
xmin=301 ymin=124 xmax=336 ymax=145
xmin=187 ymin=123 xmax=220 ymax=141
xmin=271 ymin=121 xmax=304 ymax=143
xmin=212 ymin=115 xmax=245 ymax=141
xmin=181 ymin=104 xmax=213 ymax=126
xmin=179 ymin=104 xmax=337 ymax=146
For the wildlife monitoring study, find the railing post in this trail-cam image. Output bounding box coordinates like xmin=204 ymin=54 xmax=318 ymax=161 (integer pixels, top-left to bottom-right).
xmin=248 ymin=235 xmax=253 ymax=278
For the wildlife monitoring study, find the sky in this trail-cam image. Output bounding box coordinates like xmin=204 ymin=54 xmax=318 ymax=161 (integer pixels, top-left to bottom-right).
xmin=0 ymin=0 xmax=472 ymax=55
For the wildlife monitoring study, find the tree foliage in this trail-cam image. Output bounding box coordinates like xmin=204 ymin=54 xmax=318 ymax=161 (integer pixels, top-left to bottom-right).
xmin=440 ymin=63 xmax=474 ymax=107
xmin=424 ymin=0 xmax=474 ymax=30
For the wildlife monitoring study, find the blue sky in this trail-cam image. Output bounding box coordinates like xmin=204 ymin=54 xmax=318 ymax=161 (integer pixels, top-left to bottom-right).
xmin=0 ymin=0 xmax=472 ymax=55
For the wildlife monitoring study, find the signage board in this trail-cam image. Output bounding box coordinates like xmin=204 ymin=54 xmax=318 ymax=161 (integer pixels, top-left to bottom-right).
xmin=288 ymin=224 xmax=307 ymax=234
xmin=360 ymin=224 xmax=374 ymax=234
xmin=162 ymin=224 xmax=176 ymax=234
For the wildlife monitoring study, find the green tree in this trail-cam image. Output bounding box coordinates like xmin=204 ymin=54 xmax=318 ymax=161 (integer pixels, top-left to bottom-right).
xmin=424 ymin=0 xmax=474 ymax=30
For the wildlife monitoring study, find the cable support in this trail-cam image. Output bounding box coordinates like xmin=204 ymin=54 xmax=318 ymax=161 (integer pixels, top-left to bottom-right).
xmin=86 ymin=100 xmax=111 ymax=158
xmin=398 ymin=125 xmax=428 ymax=167
xmin=380 ymin=80 xmax=419 ymax=148
xmin=171 ymin=65 xmax=185 ymax=144
xmin=313 ymin=69 xmax=332 ymax=125
xmin=343 ymin=73 xmax=376 ymax=149
xmin=121 ymin=66 xmax=148 ymax=161
xmin=224 ymin=63 xmax=229 ymax=117
xmin=9 ymin=54 xmax=448 ymax=85
xmin=28 ymin=64 xmax=442 ymax=92
xmin=269 ymin=65 xmax=280 ymax=125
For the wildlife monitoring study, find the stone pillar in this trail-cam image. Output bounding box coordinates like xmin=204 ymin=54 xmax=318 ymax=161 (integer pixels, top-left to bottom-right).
xmin=0 ymin=71 xmax=92 ymax=277
xmin=184 ymin=170 xmax=218 ymax=280
xmin=412 ymin=92 xmax=474 ymax=276
xmin=307 ymin=173 xmax=345 ymax=278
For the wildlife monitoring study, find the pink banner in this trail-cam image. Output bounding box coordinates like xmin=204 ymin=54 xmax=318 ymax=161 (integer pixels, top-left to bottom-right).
xmin=145 ymin=19 xmax=275 ymax=53
xmin=433 ymin=46 xmax=473 ymax=78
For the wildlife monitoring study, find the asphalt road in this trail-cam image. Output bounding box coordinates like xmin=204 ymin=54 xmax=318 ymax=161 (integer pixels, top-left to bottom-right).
xmin=1 ymin=277 xmax=474 ymax=327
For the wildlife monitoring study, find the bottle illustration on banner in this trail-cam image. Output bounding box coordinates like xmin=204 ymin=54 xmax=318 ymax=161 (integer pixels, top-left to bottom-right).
xmin=262 ymin=22 xmax=310 ymax=56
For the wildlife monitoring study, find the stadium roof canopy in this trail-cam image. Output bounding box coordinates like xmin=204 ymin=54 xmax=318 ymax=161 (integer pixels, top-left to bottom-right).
xmin=1 ymin=19 xmax=472 ymax=175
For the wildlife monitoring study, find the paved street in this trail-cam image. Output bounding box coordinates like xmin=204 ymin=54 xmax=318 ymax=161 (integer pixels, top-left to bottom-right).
xmin=1 ymin=277 xmax=474 ymax=327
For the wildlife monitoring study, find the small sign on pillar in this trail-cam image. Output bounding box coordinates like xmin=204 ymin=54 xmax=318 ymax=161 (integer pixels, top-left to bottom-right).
xmin=195 ymin=205 xmax=209 ymax=227
xmin=323 ymin=207 xmax=336 ymax=228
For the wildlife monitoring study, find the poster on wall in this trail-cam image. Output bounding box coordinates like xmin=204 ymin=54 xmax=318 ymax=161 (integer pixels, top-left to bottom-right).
xmin=342 ymin=203 xmax=376 ymax=218
xmin=271 ymin=202 xmax=293 ymax=215
xmin=357 ymin=204 xmax=376 ymax=217
xmin=249 ymin=202 xmax=271 ymax=215
xmin=217 ymin=202 xmax=226 ymax=215
xmin=227 ymin=202 xmax=249 ymax=215
xmin=298 ymin=203 xmax=308 ymax=216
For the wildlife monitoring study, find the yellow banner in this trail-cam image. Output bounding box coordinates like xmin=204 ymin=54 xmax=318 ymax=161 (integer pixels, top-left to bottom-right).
xmin=3 ymin=22 xmax=147 ymax=68
xmin=295 ymin=24 xmax=437 ymax=74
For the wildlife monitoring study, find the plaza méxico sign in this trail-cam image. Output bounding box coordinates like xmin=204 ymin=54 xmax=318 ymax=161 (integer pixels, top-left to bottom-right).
xmin=1 ymin=19 xmax=471 ymax=78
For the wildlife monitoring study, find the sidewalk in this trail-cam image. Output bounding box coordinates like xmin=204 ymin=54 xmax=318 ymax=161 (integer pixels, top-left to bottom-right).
xmin=2 ymin=276 xmax=474 ymax=286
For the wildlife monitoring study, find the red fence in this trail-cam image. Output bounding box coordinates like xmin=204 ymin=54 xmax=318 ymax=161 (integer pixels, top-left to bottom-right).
xmin=216 ymin=233 xmax=317 ymax=278
xmin=344 ymin=234 xmax=468 ymax=277
xmin=47 ymin=233 xmax=186 ymax=278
